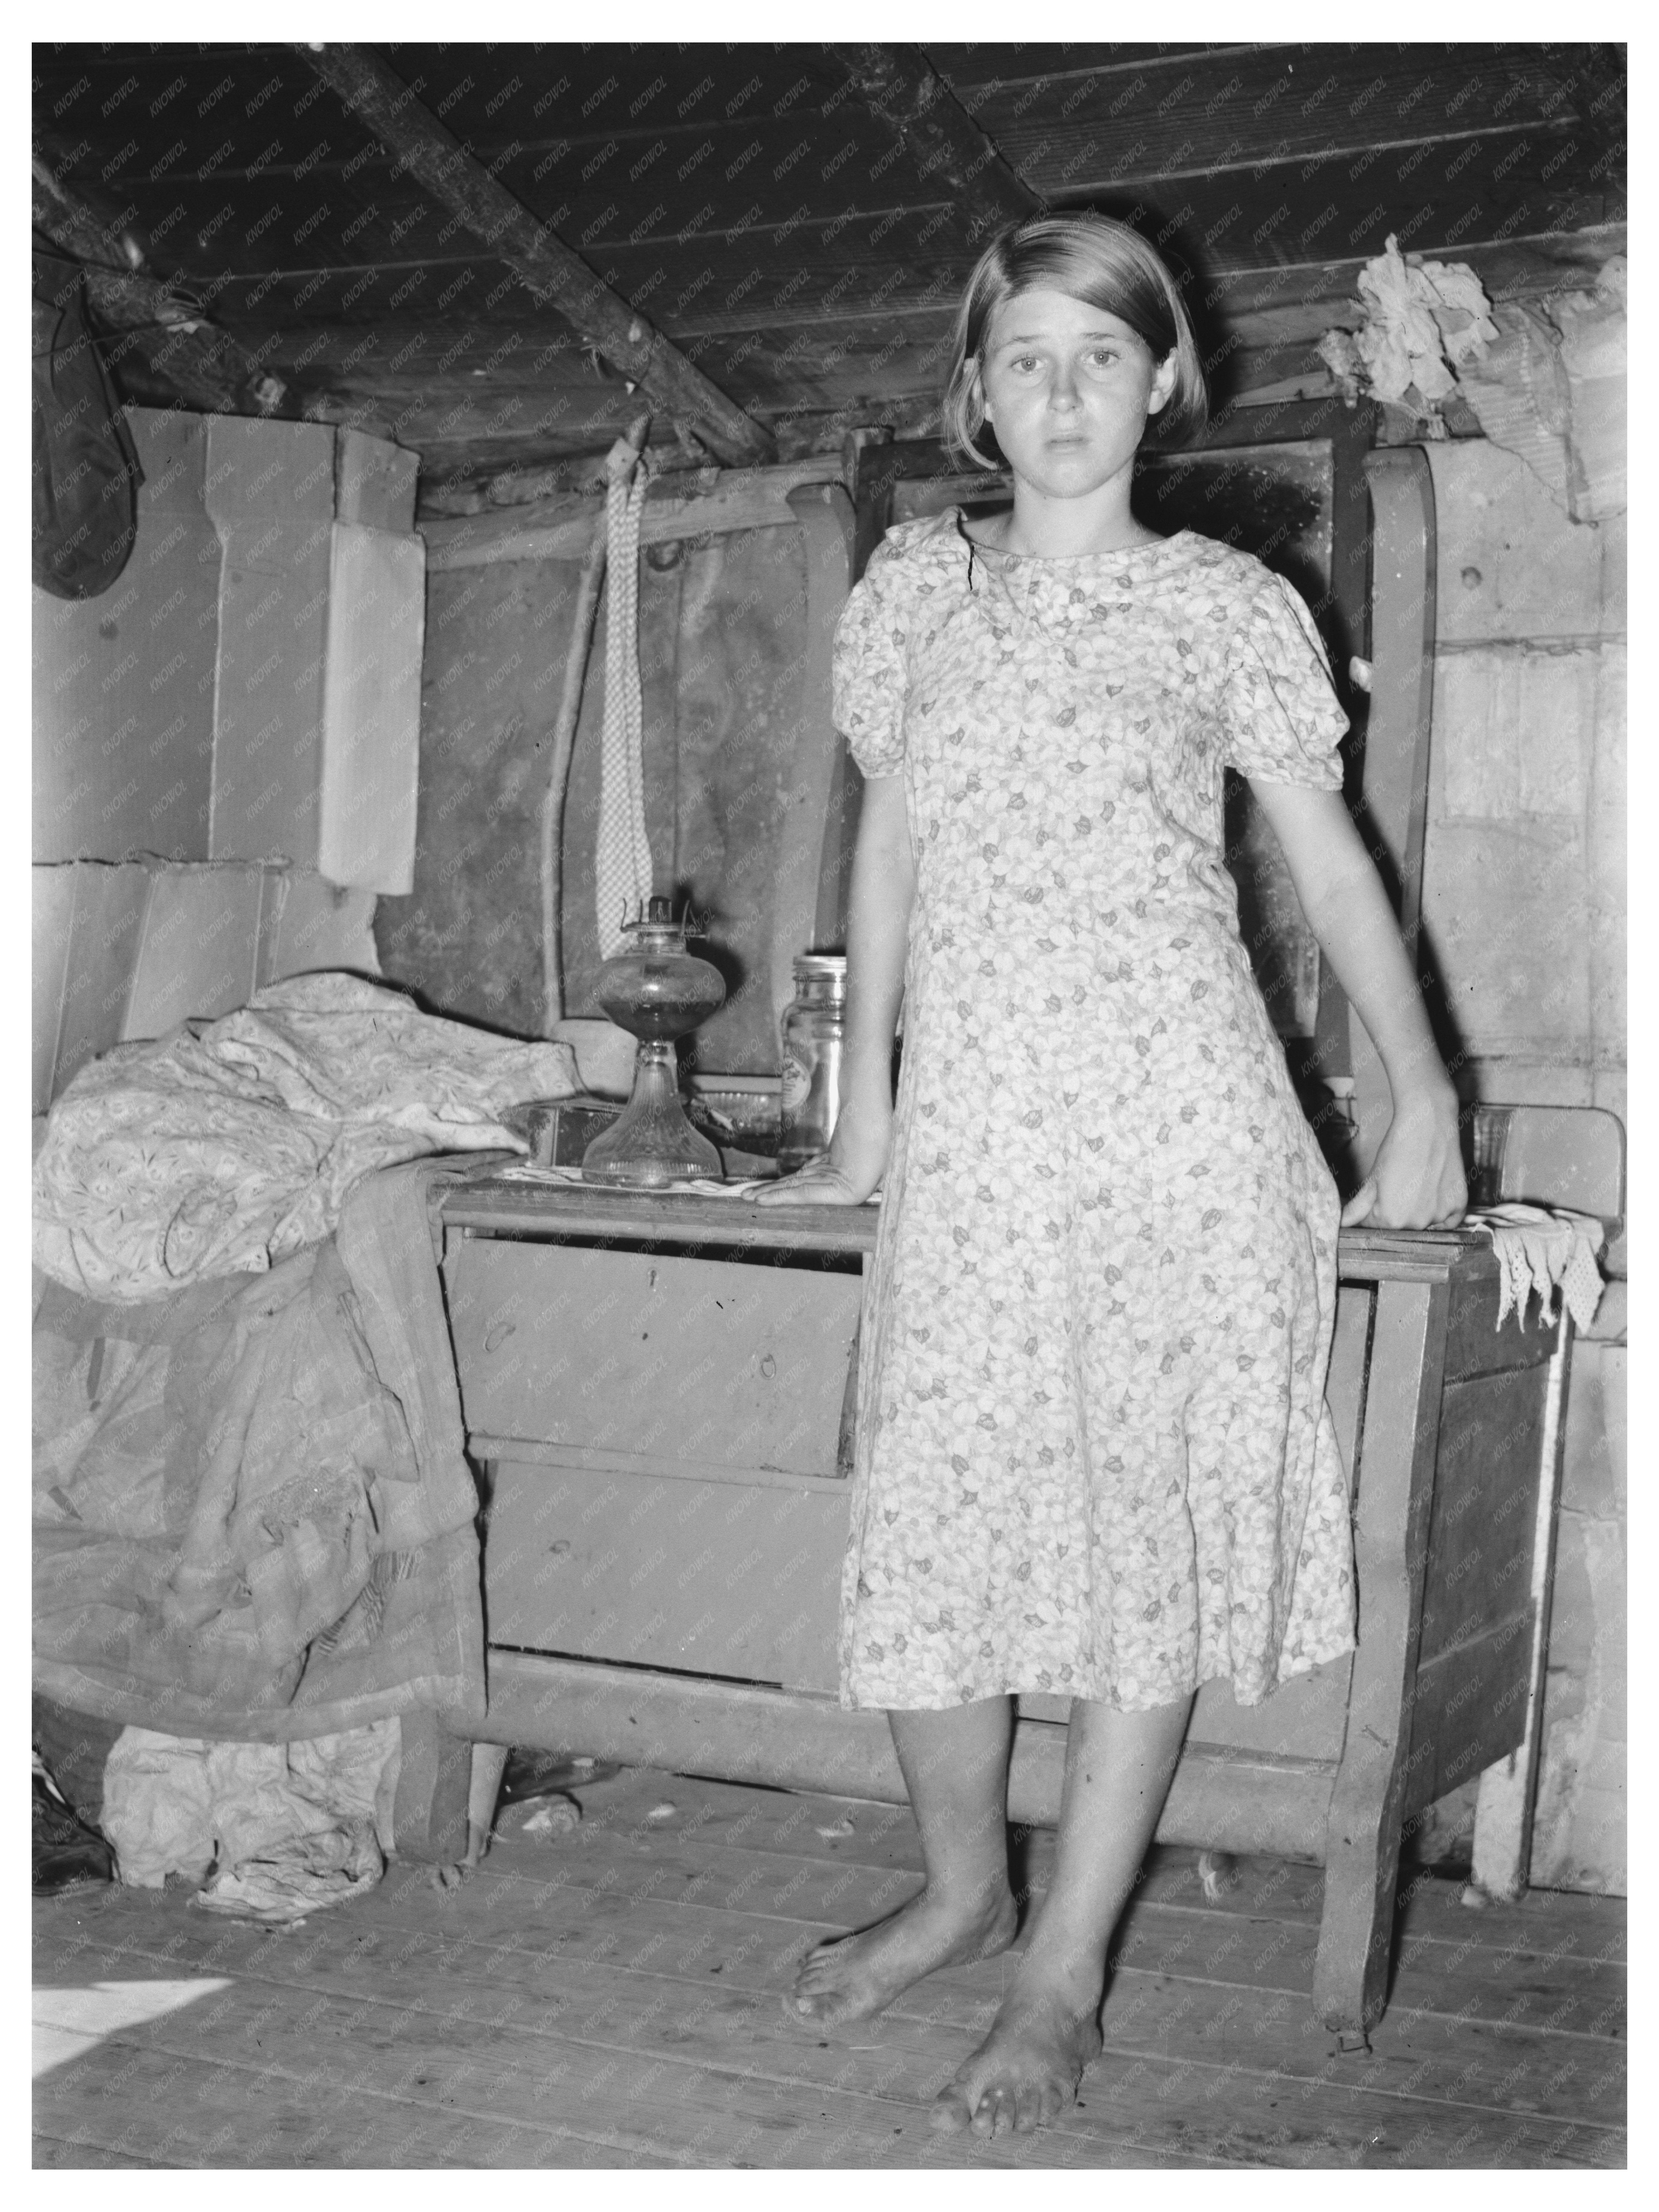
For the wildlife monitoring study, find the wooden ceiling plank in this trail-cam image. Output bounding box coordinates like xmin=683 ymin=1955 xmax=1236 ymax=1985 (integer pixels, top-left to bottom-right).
xmin=1192 ymin=223 xmax=1627 ymax=322
xmin=298 ymin=41 xmax=774 ymax=467
xmin=930 ymin=44 xmax=1241 ymax=96
xmin=970 ymin=44 xmax=1620 ymax=193
xmin=826 ymin=44 xmax=1042 ymax=240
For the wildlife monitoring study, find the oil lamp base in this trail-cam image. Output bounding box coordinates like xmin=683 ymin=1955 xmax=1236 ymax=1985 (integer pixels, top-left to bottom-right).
xmin=580 ymin=1041 xmax=723 ymax=1186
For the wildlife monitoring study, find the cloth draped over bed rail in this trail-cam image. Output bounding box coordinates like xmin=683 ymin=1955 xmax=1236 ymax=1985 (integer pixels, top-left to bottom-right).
xmin=33 ymin=974 xmax=578 ymax=1738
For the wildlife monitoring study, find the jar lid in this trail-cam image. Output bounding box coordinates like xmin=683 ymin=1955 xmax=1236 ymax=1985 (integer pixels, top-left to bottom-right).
xmin=793 ymin=953 xmax=847 ymax=977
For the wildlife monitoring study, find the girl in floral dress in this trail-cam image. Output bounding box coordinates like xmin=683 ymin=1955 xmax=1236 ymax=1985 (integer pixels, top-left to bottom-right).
xmin=757 ymin=215 xmax=1465 ymax=2139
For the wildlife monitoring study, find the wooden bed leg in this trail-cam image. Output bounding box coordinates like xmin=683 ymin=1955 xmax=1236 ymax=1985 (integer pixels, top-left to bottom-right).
xmin=1469 ymin=1317 xmax=1571 ymax=1904
xmin=1314 ymin=1277 xmax=1449 ymax=2037
xmin=466 ymin=1741 xmax=511 ymax=1868
xmin=392 ymin=1709 xmax=473 ymax=1866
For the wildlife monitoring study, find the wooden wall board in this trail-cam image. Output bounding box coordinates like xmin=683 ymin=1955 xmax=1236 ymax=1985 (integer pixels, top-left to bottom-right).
xmin=30 ymin=868 xmax=76 ymax=1115
xmin=31 ymin=408 xmax=220 ymax=865
xmin=56 ymin=867 xmax=160 ymax=1086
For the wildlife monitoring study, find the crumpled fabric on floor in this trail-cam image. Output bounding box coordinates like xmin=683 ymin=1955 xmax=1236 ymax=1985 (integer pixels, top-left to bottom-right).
xmin=33 ymin=971 xmax=576 ymax=1299
xmin=194 ymin=1822 xmax=383 ymax=1923
xmin=1467 ymin=1204 xmax=1606 ymax=1332
xmin=100 ymin=1719 xmax=397 ymax=1918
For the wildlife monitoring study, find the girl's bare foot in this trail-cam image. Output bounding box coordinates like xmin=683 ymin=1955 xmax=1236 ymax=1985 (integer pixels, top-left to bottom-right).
xmin=787 ymin=1882 xmax=1018 ymax=2028
xmin=930 ymin=1954 xmax=1104 ymax=2137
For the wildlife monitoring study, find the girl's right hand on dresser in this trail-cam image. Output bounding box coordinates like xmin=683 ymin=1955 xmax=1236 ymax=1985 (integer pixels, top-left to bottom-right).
xmin=752 ymin=1099 xmax=893 ymax=1207
xmin=1339 ymin=1082 xmax=1467 ymax=1231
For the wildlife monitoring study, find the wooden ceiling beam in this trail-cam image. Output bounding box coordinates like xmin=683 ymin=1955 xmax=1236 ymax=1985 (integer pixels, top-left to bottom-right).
xmin=422 ymin=456 xmax=848 ymax=570
xmin=827 ymin=44 xmax=1043 ymax=241
xmin=299 ymin=43 xmax=775 ymax=468
xmin=32 ymin=152 xmax=284 ymax=417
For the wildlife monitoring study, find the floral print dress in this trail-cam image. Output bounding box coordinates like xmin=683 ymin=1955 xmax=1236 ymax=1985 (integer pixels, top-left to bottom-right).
xmin=834 ymin=511 xmax=1357 ymax=1714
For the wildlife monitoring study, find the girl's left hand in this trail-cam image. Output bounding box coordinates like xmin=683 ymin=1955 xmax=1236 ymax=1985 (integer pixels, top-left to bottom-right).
xmin=1340 ymin=1086 xmax=1467 ymax=1230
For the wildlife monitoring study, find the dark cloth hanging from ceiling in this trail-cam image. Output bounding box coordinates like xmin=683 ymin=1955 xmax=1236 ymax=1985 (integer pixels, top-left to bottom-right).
xmin=32 ymin=241 xmax=143 ymax=601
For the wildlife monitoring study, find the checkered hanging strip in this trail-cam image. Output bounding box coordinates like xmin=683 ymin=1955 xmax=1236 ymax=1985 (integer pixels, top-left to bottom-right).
xmin=594 ymin=456 xmax=653 ymax=958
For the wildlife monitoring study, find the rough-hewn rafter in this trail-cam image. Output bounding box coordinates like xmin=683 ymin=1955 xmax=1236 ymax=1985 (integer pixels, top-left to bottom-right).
xmin=300 ymin=43 xmax=775 ymax=468
xmin=32 ymin=155 xmax=284 ymax=417
xmin=827 ymin=45 xmax=1043 ymax=241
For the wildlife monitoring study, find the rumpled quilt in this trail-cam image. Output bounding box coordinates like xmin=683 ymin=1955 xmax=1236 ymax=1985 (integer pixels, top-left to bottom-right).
xmin=33 ymin=971 xmax=577 ymax=1299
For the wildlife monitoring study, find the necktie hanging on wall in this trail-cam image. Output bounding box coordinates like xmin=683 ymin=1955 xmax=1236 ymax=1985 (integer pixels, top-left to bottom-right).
xmin=594 ymin=452 xmax=653 ymax=959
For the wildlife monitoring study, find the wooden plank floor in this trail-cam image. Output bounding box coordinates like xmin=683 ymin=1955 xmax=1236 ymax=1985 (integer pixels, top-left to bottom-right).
xmin=34 ymin=1763 xmax=1626 ymax=2169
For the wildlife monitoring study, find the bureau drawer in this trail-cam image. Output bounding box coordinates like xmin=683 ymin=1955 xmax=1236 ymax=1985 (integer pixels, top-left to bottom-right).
xmin=482 ymin=1460 xmax=845 ymax=1691
xmin=445 ymin=1236 xmax=862 ymax=1478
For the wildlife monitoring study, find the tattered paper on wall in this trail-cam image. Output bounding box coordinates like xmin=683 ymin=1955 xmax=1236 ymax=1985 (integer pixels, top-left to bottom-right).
xmin=1455 ymin=259 xmax=1626 ymax=523
xmin=1321 ymin=239 xmax=1625 ymax=522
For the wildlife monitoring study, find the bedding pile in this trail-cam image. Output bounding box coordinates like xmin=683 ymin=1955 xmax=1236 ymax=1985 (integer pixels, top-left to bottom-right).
xmin=33 ymin=974 xmax=576 ymax=1745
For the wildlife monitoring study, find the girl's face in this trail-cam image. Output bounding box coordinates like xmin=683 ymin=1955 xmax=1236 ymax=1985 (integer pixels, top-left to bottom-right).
xmin=978 ymin=287 xmax=1178 ymax=501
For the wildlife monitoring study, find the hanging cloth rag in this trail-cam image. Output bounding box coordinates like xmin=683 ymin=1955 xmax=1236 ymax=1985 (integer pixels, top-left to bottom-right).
xmin=594 ymin=452 xmax=653 ymax=958
xmin=1467 ymin=1204 xmax=1606 ymax=1333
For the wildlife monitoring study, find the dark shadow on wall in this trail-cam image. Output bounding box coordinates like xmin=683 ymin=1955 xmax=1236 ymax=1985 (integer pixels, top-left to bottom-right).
xmin=374 ymin=524 xmax=812 ymax=1073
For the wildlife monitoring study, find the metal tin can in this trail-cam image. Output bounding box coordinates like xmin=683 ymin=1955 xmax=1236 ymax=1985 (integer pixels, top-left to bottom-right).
xmin=778 ymin=953 xmax=846 ymax=1173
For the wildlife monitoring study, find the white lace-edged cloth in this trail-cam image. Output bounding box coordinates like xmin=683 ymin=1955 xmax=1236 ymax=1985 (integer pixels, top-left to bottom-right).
xmin=494 ymin=1161 xmax=882 ymax=1202
xmin=1467 ymin=1204 xmax=1606 ymax=1331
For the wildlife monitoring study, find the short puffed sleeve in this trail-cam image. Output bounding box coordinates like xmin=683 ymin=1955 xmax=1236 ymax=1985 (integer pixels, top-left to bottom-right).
xmin=832 ymin=538 xmax=911 ymax=778
xmin=1221 ymin=571 xmax=1348 ymax=789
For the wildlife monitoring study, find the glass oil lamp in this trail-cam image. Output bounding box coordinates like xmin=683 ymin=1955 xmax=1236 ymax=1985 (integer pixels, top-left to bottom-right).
xmin=581 ymin=897 xmax=727 ymax=1187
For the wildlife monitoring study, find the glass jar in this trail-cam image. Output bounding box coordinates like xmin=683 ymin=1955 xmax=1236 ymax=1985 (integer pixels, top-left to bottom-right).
xmin=779 ymin=953 xmax=846 ymax=1174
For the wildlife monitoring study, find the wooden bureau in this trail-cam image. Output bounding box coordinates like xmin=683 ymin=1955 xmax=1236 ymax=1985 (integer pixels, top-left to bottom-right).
xmin=434 ymin=1173 xmax=1565 ymax=2038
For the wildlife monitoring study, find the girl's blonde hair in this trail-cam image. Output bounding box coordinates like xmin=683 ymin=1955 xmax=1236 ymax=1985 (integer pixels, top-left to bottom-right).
xmin=941 ymin=214 xmax=1208 ymax=469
